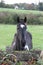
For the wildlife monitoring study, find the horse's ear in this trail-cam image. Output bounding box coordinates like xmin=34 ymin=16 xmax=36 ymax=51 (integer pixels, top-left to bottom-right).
xmin=17 ymin=17 xmax=20 ymax=23
xmin=24 ymin=17 xmax=27 ymax=23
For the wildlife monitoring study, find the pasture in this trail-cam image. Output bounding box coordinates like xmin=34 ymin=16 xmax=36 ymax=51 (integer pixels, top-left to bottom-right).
xmin=0 ymin=24 xmax=43 ymax=50
xmin=0 ymin=8 xmax=43 ymax=15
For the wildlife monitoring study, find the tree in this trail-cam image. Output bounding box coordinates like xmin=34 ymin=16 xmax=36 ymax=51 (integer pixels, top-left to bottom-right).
xmin=39 ymin=2 xmax=43 ymax=11
xmin=0 ymin=0 xmax=5 ymax=7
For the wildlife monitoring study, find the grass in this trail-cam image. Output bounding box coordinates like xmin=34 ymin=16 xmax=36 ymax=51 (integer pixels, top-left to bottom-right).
xmin=0 ymin=8 xmax=43 ymax=15
xmin=0 ymin=24 xmax=43 ymax=50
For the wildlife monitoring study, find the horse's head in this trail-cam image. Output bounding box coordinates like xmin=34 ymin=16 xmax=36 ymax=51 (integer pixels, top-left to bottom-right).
xmin=17 ymin=17 xmax=27 ymax=49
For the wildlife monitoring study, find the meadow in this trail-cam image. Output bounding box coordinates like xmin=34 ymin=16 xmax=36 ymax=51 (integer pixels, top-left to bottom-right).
xmin=0 ymin=24 xmax=43 ymax=50
xmin=0 ymin=8 xmax=43 ymax=65
xmin=0 ymin=8 xmax=43 ymax=50
xmin=0 ymin=8 xmax=43 ymax=15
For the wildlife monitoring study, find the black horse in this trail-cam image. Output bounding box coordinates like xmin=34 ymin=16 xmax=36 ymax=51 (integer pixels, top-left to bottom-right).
xmin=11 ymin=17 xmax=32 ymax=51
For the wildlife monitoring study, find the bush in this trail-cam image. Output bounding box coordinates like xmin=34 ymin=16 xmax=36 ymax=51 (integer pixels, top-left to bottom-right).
xmin=39 ymin=17 xmax=43 ymax=24
xmin=0 ymin=12 xmax=14 ymax=24
xmin=0 ymin=12 xmax=43 ymax=25
xmin=27 ymin=14 xmax=40 ymax=25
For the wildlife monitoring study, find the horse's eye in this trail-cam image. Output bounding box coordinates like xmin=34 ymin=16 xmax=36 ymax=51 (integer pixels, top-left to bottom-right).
xmin=17 ymin=28 xmax=20 ymax=31
xmin=17 ymin=27 xmax=21 ymax=31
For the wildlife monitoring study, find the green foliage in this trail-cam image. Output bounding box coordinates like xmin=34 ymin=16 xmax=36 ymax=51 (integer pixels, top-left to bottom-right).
xmin=0 ymin=10 xmax=43 ymax=24
xmin=27 ymin=14 xmax=40 ymax=25
xmin=39 ymin=17 xmax=43 ymax=24
xmin=0 ymin=12 xmax=14 ymax=24
xmin=0 ymin=0 xmax=14 ymax=8
xmin=0 ymin=1 xmax=43 ymax=11
xmin=0 ymin=0 xmax=5 ymax=8
xmin=39 ymin=2 xmax=43 ymax=11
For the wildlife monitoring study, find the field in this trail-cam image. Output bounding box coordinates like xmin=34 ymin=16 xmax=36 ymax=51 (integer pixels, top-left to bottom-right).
xmin=0 ymin=24 xmax=43 ymax=50
xmin=0 ymin=8 xmax=43 ymax=15
xmin=0 ymin=8 xmax=43 ymax=65
xmin=0 ymin=8 xmax=43 ymax=50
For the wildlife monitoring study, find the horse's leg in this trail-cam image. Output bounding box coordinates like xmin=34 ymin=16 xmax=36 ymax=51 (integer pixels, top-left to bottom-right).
xmin=24 ymin=45 xmax=29 ymax=51
xmin=11 ymin=33 xmax=17 ymax=50
xmin=26 ymin=31 xmax=33 ymax=50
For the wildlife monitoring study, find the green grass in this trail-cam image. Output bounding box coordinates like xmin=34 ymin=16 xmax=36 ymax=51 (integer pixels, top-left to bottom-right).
xmin=0 ymin=8 xmax=43 ymax=15
xmin=0 ymin=24 xmax=43 ymax=50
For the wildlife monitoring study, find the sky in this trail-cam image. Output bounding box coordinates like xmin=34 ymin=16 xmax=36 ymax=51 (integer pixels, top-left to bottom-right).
xmin=0 ymin=0 xmax=43 ymax=4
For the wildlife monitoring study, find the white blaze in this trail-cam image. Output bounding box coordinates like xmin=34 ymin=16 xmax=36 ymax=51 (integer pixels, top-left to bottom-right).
xmin=20 ymin=24 xmax=25 ymax=28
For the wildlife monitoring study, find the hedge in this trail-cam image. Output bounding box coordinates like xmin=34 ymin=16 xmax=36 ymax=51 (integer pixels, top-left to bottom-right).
xmin=0 ymin=12 xmax=43 ymax=24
